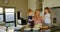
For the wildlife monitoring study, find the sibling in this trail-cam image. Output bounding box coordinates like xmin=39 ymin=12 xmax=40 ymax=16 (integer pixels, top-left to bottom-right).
xmin=28 ymin=9 xmax=34 ymax=28
xmin=44 ymin=7 xmax=51 ymax=27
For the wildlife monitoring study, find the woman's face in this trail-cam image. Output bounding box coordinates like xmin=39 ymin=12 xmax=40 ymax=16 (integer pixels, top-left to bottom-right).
xmin=44 ymin=9 xmax=48 ymax=13
xmin=35 ymin=10 xmax=40 ymax=16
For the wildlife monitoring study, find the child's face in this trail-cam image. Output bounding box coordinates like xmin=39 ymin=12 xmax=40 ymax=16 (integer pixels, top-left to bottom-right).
xmin=29 ymin=11 xmax=33 ymax=15
xmin=44 ymin=9 xmax=48 ymax=13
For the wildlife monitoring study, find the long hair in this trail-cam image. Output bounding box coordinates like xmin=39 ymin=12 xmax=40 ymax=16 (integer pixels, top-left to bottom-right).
xmin=44 ymin=7 xmax=51 ymax=15
xmin=34 ymin=9 xmax=40 ymax=17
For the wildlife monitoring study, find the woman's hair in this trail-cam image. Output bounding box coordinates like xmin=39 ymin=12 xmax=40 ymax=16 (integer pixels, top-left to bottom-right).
xmin=34 ymin=9 xmax=40 ymax=17
xmin=44 ymin=7 xmax=51 ymax=15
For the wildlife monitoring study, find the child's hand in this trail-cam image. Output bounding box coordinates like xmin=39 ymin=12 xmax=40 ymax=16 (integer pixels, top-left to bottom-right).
xmin=27 ymin=23 xmax=30 ymax=25
xmin=28 ymin=19 xmax=33 ymax=21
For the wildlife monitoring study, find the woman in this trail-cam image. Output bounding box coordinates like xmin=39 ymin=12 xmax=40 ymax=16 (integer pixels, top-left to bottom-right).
xmin=44 ymin=7 xmax=51 ymax=27
xmin=33 ymin=9 xmax=43 ymax=28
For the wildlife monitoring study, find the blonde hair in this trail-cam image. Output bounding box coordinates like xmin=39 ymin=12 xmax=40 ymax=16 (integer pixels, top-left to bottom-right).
xmin=34 ymin=9 xmax=40 ymax=17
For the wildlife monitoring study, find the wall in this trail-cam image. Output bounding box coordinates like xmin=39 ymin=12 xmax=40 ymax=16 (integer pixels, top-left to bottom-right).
xmin=43 ymin=0 xmax=60 ymax=8
xmin=28 ymin=0 xmax=41 ymax=11
xmin=0 ymin=0 xmax=28 ymax=19
xmin=28 ymin=0 xmax=36 ymax=11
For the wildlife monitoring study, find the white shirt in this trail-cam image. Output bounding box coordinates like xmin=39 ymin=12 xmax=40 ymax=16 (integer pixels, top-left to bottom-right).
xmin=45 ymin=13 xmax=51 ymax=23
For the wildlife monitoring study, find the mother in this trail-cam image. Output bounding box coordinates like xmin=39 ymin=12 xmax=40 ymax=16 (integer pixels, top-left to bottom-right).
xmin=33 ymin=9 xmax=43 ymax=28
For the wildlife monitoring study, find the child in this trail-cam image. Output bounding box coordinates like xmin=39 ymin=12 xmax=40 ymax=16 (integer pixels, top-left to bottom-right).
xmin=27 ymin=9 xmax=34 ymax=28
xmin=44 ymin=7 xmax=51 ymax=32
xmin=44 ymin=7 xmax=51 ymax=26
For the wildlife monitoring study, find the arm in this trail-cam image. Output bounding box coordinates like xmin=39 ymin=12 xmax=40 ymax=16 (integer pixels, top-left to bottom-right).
xmin=46 ymin=14 xmax=50 ymax=18
xmin=28 ymin=19 xmax=33 ymax=21
xmin=41 ymin=16 xmax=44 ymax=24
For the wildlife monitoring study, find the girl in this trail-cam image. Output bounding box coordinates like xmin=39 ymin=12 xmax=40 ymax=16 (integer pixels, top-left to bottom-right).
xmin=27 ymin=9 xmax=34 ymax=28
xmin=44 ymin=7 xmax=51 ymax=27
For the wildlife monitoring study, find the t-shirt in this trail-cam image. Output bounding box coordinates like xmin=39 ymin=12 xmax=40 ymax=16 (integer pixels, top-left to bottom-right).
xmin=28 ymin=16 xmax=33 ymax=22
xmin=28 ymin=16 xmax=34 ymax=26
xmin=34 ymin=17 xmax=42 ymax=25
xmin=45 ymin=13 xmax=51 ymax=23
xmin=28 ymin=16 xmax=33 ymax=20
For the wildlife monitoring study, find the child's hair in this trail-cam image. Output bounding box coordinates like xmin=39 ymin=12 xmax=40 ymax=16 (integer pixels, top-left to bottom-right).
xmin=44 ymin=7 xmax=51 ymax=15
xmin=28 ymin=9 xmax=32 ymax=13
